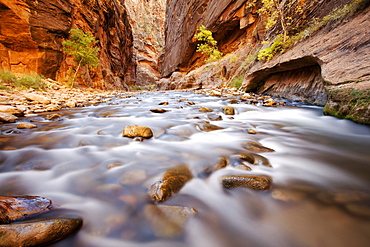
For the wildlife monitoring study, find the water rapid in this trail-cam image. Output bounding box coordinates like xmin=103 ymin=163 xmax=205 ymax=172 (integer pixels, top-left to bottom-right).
xmin=0 ymin=91 xmax=369 ymax=247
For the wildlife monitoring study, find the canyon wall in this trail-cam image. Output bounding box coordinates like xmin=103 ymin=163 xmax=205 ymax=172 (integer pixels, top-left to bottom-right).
xmin=160 ymin=0 xmax=370 ymax=124
xmin=0 ymin=0 xmax=135 ymax=90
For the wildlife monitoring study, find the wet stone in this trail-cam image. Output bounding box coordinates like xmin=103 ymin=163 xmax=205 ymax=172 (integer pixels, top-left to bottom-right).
xmin=0 ymin=195 xmax=52 ymax=224
xmin=200 ymin=124 xmax=224 ymax=132
xmin=158 ymin=102 xmax=169 ymax=105
xmin=0 ymin=217 xmax=83 ymax=247
xmin=150 ymin=108 xmax=168 ymax=113
xmin=242 ymin=141 xmax=275 ymax=153
xmin=187 ymin=101 xmax=195 ymax=105
xmin=148 ymin=165 xmax=193 ymax=203
xmin=46 ymin=114 xmax=61 ymax=120
xmin=222 ymin=106 xmax=235 ymax=115
xmin=247 ymin=129 xmax=257 ymax=134
xmin=144 ymin=204 xmax=197 ymax=238
xmin=221 ymin=175 xmax=272 ymax=191
xmin=199 ymin=107 xmax=213 ymax=112
xmin=0 ymin=112 xmax=17 ymax=123
xmin=207 ymin=114 xmax=223 ymax=121
xmin=123 ymin=125 xmax=153 ymax=139
xmin=17 ymin=122 xmax=37 ymax=129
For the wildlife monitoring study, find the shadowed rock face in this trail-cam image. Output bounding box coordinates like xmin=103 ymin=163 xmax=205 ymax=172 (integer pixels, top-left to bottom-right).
xmin=0 ymin=0 xmax=135 ymax=90
xmin=161 ymin=0 xmax=370 ymax=124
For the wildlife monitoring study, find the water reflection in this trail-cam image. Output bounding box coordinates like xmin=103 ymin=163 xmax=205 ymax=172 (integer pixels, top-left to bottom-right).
xmin=0 ymin=91 xmax=370 ymax=247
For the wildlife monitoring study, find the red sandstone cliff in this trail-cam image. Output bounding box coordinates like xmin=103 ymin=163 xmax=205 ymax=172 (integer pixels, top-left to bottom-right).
xmin=0 ymin=0 xmax=135 ymax=90
xmin=160 ymin=0 xmax=370 ymax=124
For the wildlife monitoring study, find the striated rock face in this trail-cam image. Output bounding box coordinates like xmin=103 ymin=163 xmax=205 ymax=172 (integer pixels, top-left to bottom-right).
xmin=0 ymin=0 xmax=135 ymax=90
xmin=161 ymin=0 xmax=370 ymax=124
xmin=125 ymin=0 xmax=166 ymax=87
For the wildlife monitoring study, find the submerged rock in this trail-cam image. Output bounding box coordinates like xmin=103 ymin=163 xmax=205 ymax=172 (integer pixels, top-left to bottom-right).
xmin=0 ymin=196 xmax=52 ymax=224
xmin=242 ymin=141 xmax=275 ymax=153
xmin=144 ymin=204 xmax=197 ymax=238
xmin=148 ymin=165 xmax=193 ymax=203
xmin=200 ymin=124 xmax=224 ymax=132
xmin=123 ymin=125 xmax=153 ymax=139
xmin=221 ymin=175 xmax=272 ymax=191
xmin=0 ymin=217 xmax=83 ymax=247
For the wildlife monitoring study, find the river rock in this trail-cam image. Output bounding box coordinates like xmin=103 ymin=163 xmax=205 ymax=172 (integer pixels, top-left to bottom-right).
xmin=200 ymin=124 xmax=224 ymax=132
xmin=150 ymin=108 xmax=168 ymax=113
xmin=158 ymin=102 xmax=169 ymax=105
xmin=0 ymin=112 xmax=17 ymax=123
xmin=23 ymin=93 xmax=51 ymax=104
xmin=221 ymin=175 xmax=272 ymax=191
xmin=148 ymin=165 xmax=193 ymax=203
xmin=199 ymin=156 xmax=229 ymax=178
xmin=199 ymin=107 xmax=213 ymax=112
xmin=242 ymin=141 xmax=275 ymax=153
xmin=239 ymin=153 xmax=272 ymax=167
xmin=144 ymin=204 xmax=197 ymax=238
xmin=123 ymin=125 xmax=153 ymax=138
xmin=207 ymin=114 xmax=223 ymax=121
xmin=222 ymin=106 xmax=235 ymax=115
xmin=0 ymin=196 xmax=52 ymax=224
xmin=17 ymin=122 xmax=37 ymax=129
xmin=0 ymin=105 xmax=24 ymax=116
xmin=0 ymin=217 xmax=83 ymax=247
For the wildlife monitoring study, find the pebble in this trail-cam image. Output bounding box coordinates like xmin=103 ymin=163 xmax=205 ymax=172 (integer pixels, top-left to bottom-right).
xmin=150 ymin=108 xmax=168 ymax=113
xmin=221 ymin=175 xmax=272 ymax=191
xmin=199 ymin=107 xmax=213 ymax=112
xmin=17 ymin=122 xmax=37 ymax=129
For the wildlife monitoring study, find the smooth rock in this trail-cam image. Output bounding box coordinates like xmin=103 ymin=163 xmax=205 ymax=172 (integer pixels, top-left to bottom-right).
xmin=0 ymin=105 xmax=23 ymax=116
xmin=23 ymin=93 xmax=51 ymax=104
xmin=221 ymin=175 xmax=272 ymax=191
xmin=0 ymin=196 xmax=52 ymax=224
xmin=17 ymin=122 xmax=37 ymax=129
xmin=150 ymin=108 xmax=168 ymax=113
xmin=222 ymin=106 xmax=235 ymax=115
xmin=123 ymin=125 xmax=153 ymax=138
xmin=158 ymin=102 xmax=169 ymax=105
xmin=207 ymin=114 xmax=223 ymax=121
xmin=148 ymin=165 xmax=193 ymax=203
xmin=0 ymin=112 xmax=17 ymax=123
xmin=0 ymin=217 xmax=83 ymax=247
xmin=199 ymin=107 xmax=213 ymax=112
xmin=200 ymin=124 xmax=224 ymax=132
xmin=46 ymin=114 xmax=61 ymax=120
xmin=242 ymin=141 xmax=275 ymax=153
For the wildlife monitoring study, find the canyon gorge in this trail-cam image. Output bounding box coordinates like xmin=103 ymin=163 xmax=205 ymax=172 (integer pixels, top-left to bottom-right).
xmin=0 ymin=0 xmax=369 ymax=123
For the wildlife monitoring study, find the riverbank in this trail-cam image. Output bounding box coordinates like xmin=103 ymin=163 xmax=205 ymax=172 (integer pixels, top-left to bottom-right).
xmin=0 ymin=77 xmax=286 ymax=124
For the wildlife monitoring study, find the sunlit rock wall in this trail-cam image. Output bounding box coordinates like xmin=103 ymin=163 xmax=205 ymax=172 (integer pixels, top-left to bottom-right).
xmin=0 ymin=0 xmax=135 ymax=90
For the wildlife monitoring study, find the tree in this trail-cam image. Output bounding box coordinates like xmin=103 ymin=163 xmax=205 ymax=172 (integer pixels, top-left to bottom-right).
xmin=194 ymin=25 xmax=223 ymax=63
xmin=62 ymin=29 xmax=100 ymax=83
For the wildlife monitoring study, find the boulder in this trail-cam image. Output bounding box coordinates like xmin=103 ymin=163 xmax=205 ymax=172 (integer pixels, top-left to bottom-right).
xmin=123 ymin=125 xmax=153 ymax=138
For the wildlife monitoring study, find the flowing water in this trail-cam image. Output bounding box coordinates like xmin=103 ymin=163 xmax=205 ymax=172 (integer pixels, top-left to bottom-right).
xmin=0 ymin=91 xmax=370 ymax=247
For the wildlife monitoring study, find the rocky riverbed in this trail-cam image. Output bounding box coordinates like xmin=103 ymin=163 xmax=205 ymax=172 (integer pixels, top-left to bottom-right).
xmin=0 ymin=89 xmax=369 ymax=247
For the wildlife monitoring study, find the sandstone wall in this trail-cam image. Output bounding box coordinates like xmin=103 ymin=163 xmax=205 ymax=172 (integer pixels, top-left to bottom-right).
xmin=0 ymin=0 xmax=135 ymax=90
xmin=161 ymin=0 xmax=370 ymax=124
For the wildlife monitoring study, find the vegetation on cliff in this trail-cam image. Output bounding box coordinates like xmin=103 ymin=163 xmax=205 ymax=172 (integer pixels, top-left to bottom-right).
xmin=194 ymin=25 xmax=223 ymax=63
xmin=62 ymin=29 xmax=100 ymax=84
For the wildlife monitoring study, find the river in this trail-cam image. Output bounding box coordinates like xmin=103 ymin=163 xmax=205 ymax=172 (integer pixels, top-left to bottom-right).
xmin=1 ymin=91 xmax=370 ymax=247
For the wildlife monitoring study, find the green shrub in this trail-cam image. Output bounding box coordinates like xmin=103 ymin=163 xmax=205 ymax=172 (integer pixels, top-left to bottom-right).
xmin=194 ymin=25 xmax=223 ymax=63
xmin=231 ymin=75 xmax=244 ymax=89
xmin=0 ymin=70 xmax=17 ymax=84
xmin=14 ymin=73 xmax=46 ymax=90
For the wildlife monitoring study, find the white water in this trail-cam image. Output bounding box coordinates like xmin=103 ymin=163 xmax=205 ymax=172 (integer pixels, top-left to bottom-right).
xmin=0 ymin=91 xmax=370 ymax=247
